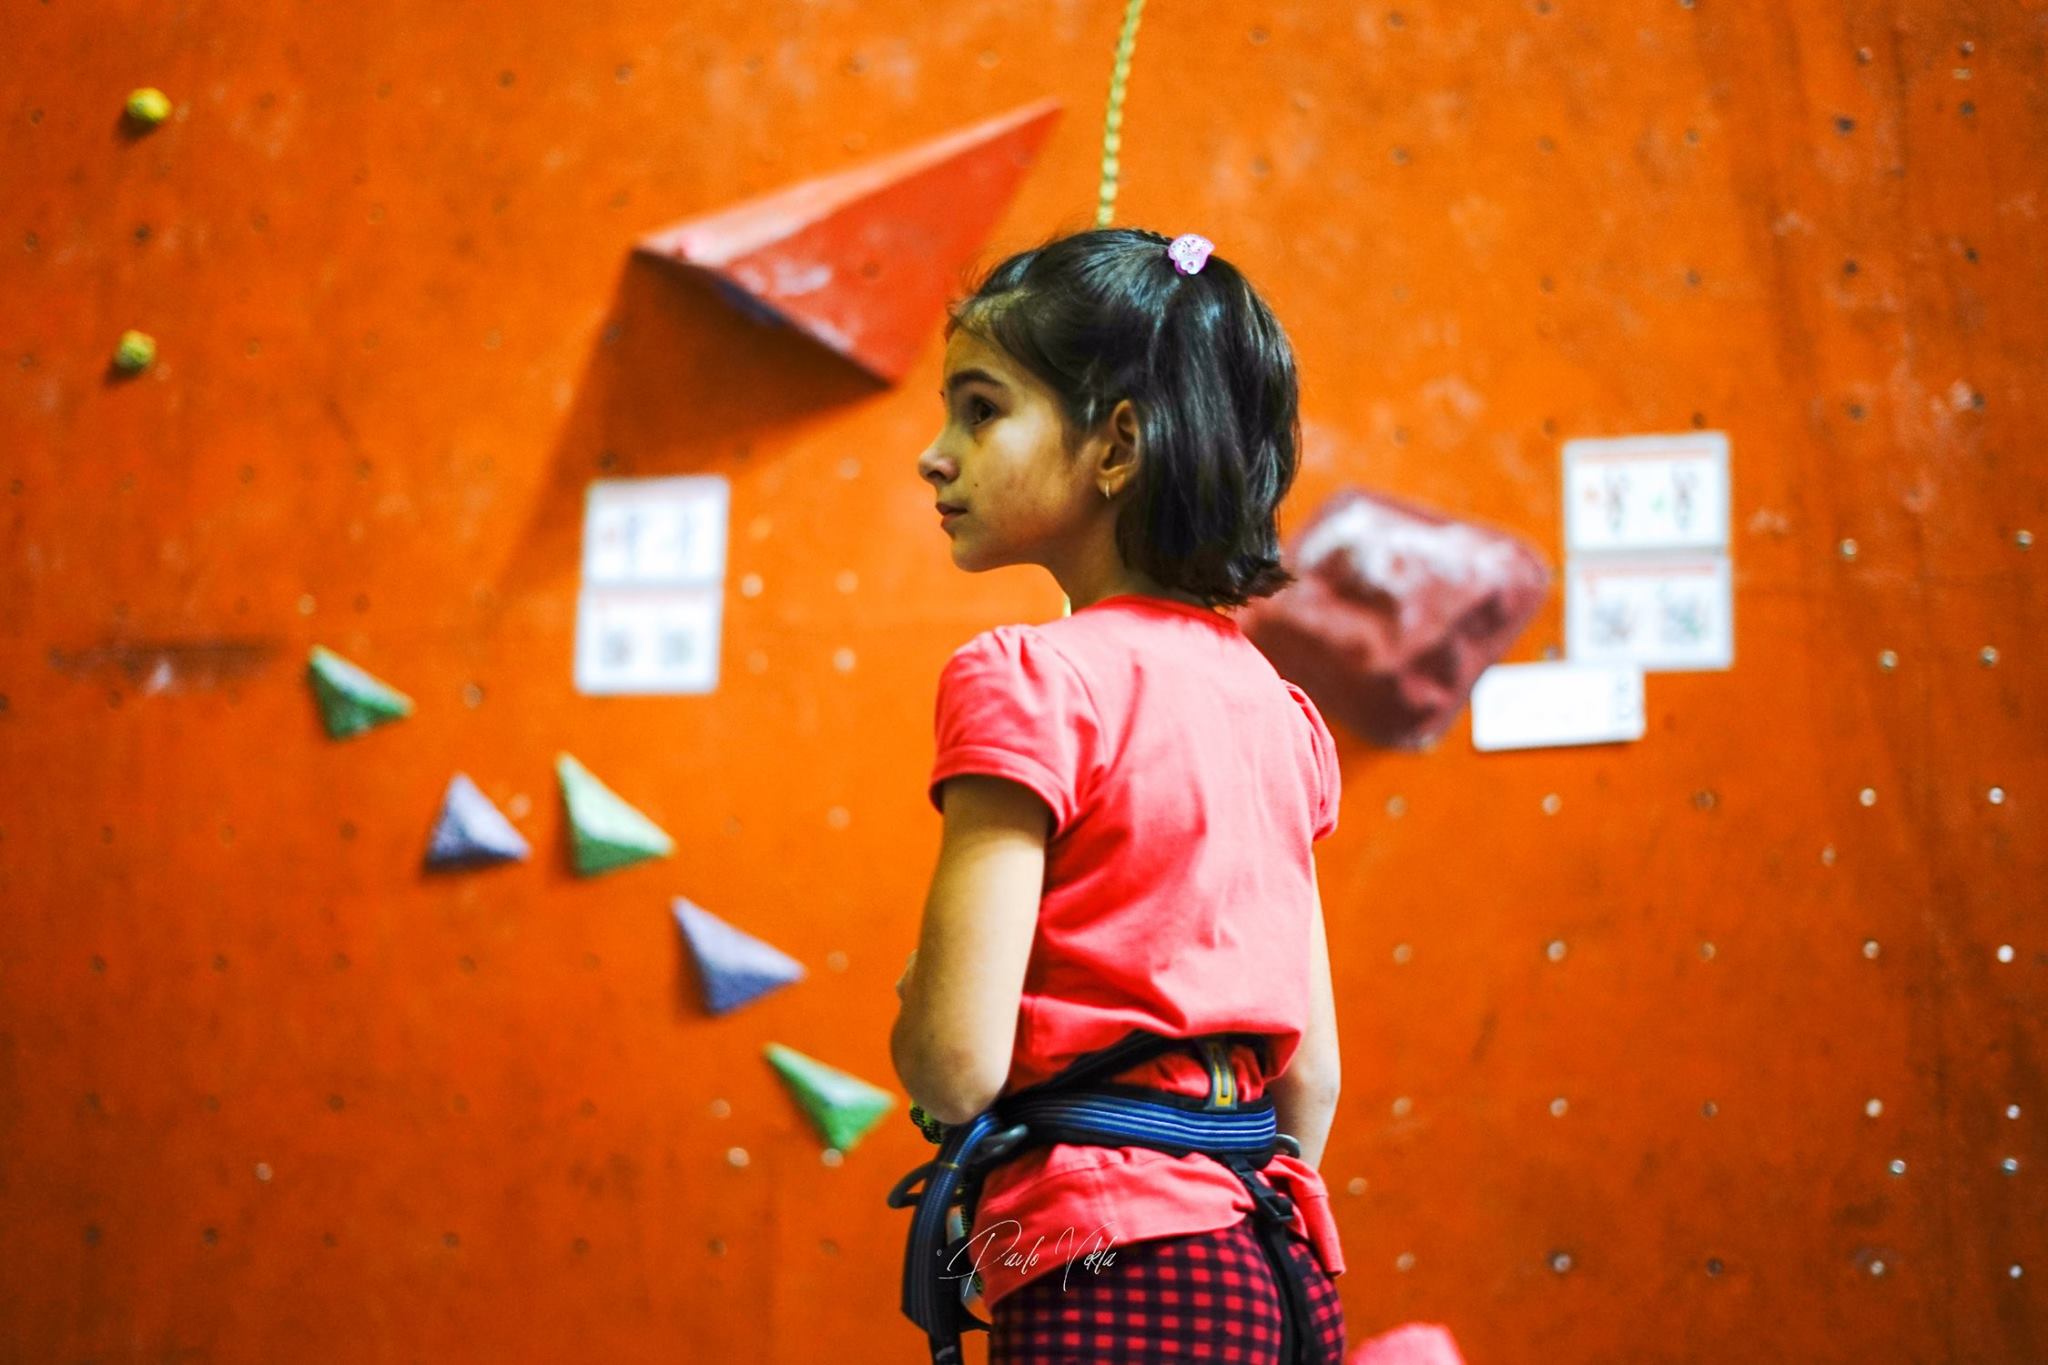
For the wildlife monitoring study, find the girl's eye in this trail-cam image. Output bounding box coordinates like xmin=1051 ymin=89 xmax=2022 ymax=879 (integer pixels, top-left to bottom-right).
xmin=965 ymin=396 xmax=996 ymax=426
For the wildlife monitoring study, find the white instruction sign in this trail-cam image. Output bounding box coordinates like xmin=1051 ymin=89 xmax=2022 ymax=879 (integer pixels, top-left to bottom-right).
xmin=575 ymin=476 xmax=729 ymax=695
xmin=1565 ymin=553 xmax=1733 ymax=671
xmin=1562 ymin=431 xmax=1733 ymax=673
xmin=1564 ymin=431 xmax=1729 ymax=555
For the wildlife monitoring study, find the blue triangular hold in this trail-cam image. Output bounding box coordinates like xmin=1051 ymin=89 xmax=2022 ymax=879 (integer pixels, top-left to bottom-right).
xmin=424 ymin=773 xmax=532 ymax=870
xmin=672 ymin=896 xmax=806 ymax=1014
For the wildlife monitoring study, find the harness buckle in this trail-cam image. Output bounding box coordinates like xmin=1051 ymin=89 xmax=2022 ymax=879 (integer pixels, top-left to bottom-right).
xmin=1224 ymin=1152 xmax=1296 ymax=1225
xmin=1249 ymin=1179 xmax=1296 ymax=1223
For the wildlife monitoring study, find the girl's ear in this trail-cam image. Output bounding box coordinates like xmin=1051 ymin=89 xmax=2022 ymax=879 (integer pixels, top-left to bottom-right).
xmin=1108 ymin=398 xmax=1141 ymax=458
xmin=1087 ymin=399 xmax=1142 ymax=492
xmin=1094 ymin=399 xmax=1143 ymax=493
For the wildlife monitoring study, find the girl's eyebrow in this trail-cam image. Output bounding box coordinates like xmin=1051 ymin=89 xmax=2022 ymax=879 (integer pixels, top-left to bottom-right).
xmin=940 ymin=368 xmax=1007 ymax=399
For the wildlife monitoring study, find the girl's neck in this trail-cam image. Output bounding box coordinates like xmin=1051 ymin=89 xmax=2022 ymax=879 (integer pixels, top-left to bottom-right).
xmin=1065 ymin=580 xmax=1211 ymax=613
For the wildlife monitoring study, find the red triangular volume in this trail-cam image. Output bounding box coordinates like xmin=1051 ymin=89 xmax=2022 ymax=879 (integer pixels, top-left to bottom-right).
xmin=634 ymin=98 xmax=1062 ymax=384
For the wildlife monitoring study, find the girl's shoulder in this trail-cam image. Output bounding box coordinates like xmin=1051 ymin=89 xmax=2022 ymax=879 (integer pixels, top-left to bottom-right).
xmin=939 ymin=621 xmax=1094 ymax=710
xmin=945 ymin=619 xmax=1068 ymax=669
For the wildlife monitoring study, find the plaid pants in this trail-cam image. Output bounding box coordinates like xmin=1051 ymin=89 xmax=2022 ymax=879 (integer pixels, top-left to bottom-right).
xmin=988 ymin=1214 xmax=1347 ymax=1364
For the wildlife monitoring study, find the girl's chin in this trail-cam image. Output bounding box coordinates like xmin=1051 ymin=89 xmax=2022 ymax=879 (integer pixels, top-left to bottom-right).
xmin=947 ymin=545 xmax=1006 ymax=572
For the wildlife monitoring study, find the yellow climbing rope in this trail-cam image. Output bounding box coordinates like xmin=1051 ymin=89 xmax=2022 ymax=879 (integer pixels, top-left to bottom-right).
xmin=1066 ymin=0 xmax=1149 ymax=620
xmin=1095 ymin=0 xmax=1148 ymax=228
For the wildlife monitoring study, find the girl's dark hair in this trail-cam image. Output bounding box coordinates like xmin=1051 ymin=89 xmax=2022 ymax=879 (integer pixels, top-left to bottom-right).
xmin=946 ymin=226 xmax=1301 ymax=609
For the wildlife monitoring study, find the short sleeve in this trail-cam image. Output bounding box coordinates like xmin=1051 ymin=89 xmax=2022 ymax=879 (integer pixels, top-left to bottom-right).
xmin=929 ymin=625 xmax=1101 ymax=838
xmin=1288 ymin=682 xmax=1341 ymax=841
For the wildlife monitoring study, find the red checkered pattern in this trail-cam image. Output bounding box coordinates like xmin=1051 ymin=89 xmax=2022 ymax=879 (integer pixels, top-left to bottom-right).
xmin=988 ymin=1214 xmax=1346 ymax=1363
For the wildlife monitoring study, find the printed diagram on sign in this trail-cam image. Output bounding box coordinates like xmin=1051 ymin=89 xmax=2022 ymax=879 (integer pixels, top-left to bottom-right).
xmin=1562 ymin=432 xmax=1734 ymax=672
xmin=1585 ymin=465 xmax=1705 ymax=542
xmin=1566 ymin=554 xmax=1732 ymax=671
xmin=575 ymin=476 xmax=730 ymax=695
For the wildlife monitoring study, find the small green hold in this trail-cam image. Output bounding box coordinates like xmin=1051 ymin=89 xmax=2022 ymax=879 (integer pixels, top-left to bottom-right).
xmin=112 ymin=330 xmax=156 ymax=374
xmin=555 ymin=753 xmax=675 ymax=875
xmin=763 ymin=1043 xmax=897 ymax=1153
xmin=125 ymin=88 xmax=172 ymax=127
xmin=307 ymin=645 xmax=414 ymax=740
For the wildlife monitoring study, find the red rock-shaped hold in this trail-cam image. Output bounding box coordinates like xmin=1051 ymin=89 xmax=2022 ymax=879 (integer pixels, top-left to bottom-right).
xmin=634 ymin=98 xmax=1062 ymax=384
xmin=1240 ymin=486 xmax=1553 ymax=751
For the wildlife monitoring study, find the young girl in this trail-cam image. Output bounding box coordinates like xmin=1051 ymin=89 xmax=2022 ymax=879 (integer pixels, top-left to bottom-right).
xmin=891 ymin=226 xmax=1346 ymax=1364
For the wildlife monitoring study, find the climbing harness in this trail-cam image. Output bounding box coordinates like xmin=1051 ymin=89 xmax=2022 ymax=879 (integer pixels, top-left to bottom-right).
xmin=886 ymin=1027 xmax=1324 ymax=1365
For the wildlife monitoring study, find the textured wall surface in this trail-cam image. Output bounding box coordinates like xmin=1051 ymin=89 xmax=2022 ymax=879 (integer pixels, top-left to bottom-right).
xmin=3 ymin=2 xmax=2043 ymax=1362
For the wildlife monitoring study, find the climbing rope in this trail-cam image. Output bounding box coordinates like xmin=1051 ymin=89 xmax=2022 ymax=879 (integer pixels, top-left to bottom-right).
xmin=1095 ymin=0 xmax=1147 ymax=228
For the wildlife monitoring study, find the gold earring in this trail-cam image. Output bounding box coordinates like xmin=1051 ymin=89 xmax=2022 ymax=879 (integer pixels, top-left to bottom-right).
xmin=1100 ymin=485 xmax=1113 ymax=500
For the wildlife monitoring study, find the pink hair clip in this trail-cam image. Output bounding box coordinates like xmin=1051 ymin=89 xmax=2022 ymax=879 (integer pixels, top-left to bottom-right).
xmin=1167 ymin=233 xmax=1215 ymax=276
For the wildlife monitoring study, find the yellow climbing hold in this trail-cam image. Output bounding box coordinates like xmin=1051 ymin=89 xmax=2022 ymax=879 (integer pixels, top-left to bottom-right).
xmin=125 ymin=88 xmax=172 ymax=126
xmin=113 ymin=330 xmax=156 ymax=374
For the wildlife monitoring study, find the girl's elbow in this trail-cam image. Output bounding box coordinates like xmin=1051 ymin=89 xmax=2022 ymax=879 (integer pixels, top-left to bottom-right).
xmin=924 ymin=1092 xmax=989 ymax=1128
xmin=924 ymin=1058 xmax=1005 ymax=1125
xmin=892 ymin=1029 xmax=1000 ymax=1125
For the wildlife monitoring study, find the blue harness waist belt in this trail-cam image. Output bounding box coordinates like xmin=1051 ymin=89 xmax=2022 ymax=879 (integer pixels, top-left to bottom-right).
xmin=885 ymin=1028 xmax=1321 ymax=1365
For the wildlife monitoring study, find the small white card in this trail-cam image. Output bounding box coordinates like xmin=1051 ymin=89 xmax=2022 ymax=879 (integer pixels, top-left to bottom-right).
xmin=1471 ymin=661 xmax=1646 ymax=751
xmin=575 ymin=476 xmax=730 ymax=695
xmin=1564 ymin=553 xmax=1734 ymax=672
xmin=1564 ymin=431 xmax=1729 ymax=555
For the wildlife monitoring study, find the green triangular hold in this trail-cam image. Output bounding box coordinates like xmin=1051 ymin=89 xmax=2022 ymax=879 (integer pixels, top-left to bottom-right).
xmin=763 ymin=1042 xmax=896 ymax=1152
xmin=307 ymin=645 xmax=414 ymax=740
xmin=555 ymin=752 xmax=674 ymax=875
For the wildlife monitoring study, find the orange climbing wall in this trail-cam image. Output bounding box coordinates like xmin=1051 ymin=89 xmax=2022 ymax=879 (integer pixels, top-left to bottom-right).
xmin=2 ymin=3 xmax=2043 ymax=1362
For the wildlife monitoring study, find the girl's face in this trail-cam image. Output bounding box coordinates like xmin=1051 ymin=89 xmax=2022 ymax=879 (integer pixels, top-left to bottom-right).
xmin=918 ymin=326 xmax=1102 ymax=574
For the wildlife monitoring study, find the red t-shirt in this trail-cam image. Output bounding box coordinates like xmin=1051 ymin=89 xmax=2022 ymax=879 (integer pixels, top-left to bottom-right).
xmin=926 ymin=592 xmax=1345 ymax=1309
